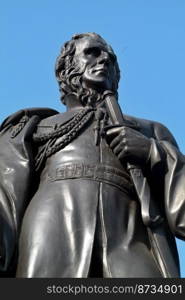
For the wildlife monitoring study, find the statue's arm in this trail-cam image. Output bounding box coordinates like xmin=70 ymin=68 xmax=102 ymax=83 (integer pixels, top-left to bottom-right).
xmin=0 ymin=108 xmax=59 ymax=275
xmin=105 ymin=117 xmax=185 ymax=239
xmin=152 ymin=121 xmax=185 ymax=240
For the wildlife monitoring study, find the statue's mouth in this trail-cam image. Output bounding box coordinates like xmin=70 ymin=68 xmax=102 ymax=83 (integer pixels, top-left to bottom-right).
xmin=93 ymin=67 xmax=108 ymax=75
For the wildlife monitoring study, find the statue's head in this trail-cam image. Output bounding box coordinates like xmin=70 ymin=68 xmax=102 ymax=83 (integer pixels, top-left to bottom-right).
xmin=55 ymin=33 xmax=120 ymax=106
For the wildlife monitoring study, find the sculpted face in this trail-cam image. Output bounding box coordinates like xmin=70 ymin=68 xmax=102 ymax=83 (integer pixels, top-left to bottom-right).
xmin=74 ymin=35 xmax=117 ymax=92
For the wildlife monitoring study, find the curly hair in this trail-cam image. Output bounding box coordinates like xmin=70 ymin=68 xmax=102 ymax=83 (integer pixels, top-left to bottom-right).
xmin=55 ymin=33 xmax=120 ymax=106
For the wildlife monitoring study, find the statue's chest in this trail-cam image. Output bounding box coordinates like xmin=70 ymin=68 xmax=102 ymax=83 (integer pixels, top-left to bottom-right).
xmin=47 ymin=119 xmax=122 ymax=167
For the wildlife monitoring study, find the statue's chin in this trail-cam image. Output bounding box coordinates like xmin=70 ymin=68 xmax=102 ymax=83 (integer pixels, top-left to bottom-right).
xmin=82 ymin=75 xmax=111 ymax=92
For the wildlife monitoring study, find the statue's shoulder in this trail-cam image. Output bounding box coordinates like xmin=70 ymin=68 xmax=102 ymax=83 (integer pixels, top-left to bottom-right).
xmin=38 ymin=109 xmax=78 ymax=126
xmin=124 ymin=113 xmax=178 ymax=147
xmin=124 ymin=113 xmax=173 ymax=131
xmin=0 ymin=107 xmax=59 ymax=131
xmin=123 ymin=113 xmax=155 ymax=134
xmin=123 ymin=113 xmax=157 ymax=127
xmin=36 ymin=109 xmax=82 ymax=136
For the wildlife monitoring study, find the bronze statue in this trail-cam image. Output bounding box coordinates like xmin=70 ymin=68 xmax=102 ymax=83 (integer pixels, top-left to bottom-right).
xmin=0 ymin=32 xmax=185 ymax=277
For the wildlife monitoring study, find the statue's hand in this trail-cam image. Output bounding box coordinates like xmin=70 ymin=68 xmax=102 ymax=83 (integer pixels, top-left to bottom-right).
xmin=105 ymin=126 xmax=151 ymax=166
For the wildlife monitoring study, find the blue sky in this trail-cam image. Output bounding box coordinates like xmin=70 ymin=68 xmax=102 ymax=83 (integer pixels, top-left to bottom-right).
xmin=0 ymin=0 xmax=185 ymax=277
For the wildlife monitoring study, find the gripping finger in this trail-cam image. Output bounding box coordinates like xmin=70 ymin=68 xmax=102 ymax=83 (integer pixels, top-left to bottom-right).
xmin=110 ymin=135 xmax=121 ymax=149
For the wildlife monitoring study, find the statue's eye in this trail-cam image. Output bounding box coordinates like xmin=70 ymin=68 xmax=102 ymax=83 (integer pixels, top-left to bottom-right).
xmin=109 ymin=53 xmax=116 ymax=63
xmin=84 ymin=47 xmax=101 ymax=57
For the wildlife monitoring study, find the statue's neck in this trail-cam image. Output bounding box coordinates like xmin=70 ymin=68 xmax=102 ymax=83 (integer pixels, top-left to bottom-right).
xmin=64 ymin=94 xmax=84 ymax=111
xmin=64 ymin=93 xmax=105 ymax=111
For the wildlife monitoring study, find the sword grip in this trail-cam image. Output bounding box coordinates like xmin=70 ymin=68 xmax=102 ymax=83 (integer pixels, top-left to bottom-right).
xmin=104 ymin=93 xmax=125 ymax=125
xmin=104 ymin=93 xmax=161 ymax=228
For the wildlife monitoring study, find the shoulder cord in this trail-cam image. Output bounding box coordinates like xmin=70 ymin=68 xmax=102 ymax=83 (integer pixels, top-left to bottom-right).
xmin=34 ymin=108 xmax=95 ymax=171
xmin=33 ymin=107 xmax=94 ymax=144
xmin=45 ymin=109 xmax=94 ymax=158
